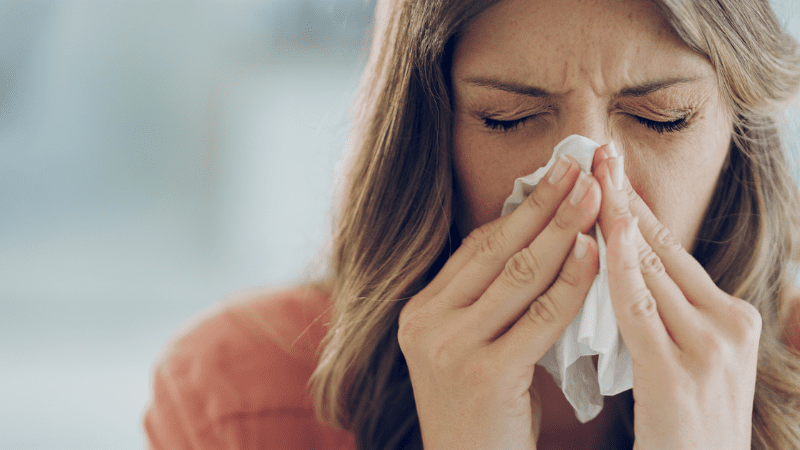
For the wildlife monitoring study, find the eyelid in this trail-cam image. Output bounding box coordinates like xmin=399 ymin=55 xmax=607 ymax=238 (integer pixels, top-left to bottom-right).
xmin=634 ymin=109 xmax=693 ymax=123
xmin=634 ymin=115 xmax=690 ymax=133
xmin=630 ymin=106 xmax=698 ymax=133
xmin=613 ymin=102 xmax=694 ymax=121
xmin=480 ymin=103 xmax=555 ymax=119
xmin=475 ymin=105 xmax=550 ymax=120
xmin=482 ymin=115 xmax=535 ymax=132
xmin=480 ymin=104 xmax=560 ymax=131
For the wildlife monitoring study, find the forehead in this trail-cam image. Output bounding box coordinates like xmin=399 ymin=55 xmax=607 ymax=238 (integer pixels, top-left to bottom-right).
xmin=452 ymin=0 xmax=714 ymax=96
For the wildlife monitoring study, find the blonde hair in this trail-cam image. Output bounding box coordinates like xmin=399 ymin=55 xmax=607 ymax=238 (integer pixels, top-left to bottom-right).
xmin=310 ymin=0 xmax=800 ymax=448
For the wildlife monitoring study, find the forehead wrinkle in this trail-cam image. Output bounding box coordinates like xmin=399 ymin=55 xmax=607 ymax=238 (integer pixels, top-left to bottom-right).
xmin=455 ymin=73 xmax=714 ymax=113
xmin=453 ymin=0 xmax=717 ymax=107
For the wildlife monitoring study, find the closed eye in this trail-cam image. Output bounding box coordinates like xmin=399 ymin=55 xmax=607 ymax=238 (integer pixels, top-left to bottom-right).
xmin=634 ymin=115 xmax=690 ymax=134
xmin=483 ymin=113 xmax=690 ymax=133
xmin=482 ymin=116 xmax=534 ymax=132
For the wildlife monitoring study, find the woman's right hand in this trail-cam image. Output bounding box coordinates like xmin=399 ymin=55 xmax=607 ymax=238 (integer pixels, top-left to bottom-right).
xmin=397 ymin=153 xmax=604 ymax=449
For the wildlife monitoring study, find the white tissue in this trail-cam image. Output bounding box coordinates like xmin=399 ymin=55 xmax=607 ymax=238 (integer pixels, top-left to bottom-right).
xmin=501 ymin=135 xmax=633 ymax=423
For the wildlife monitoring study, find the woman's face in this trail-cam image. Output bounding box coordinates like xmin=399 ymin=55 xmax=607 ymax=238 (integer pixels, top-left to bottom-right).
xmin=451 ymin=0 xmax=733 ymax=251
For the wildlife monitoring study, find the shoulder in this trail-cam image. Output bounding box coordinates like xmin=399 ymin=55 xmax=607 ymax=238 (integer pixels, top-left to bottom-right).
xmin=154 ymin=286 xmax=332 ymax=394
xmin=144 ymin=286 xmax=354 ymax=449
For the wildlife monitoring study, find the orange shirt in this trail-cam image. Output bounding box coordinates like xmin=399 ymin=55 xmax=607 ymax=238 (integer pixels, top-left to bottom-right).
xmin=144 ymin=285 xmax=800 ymax=449
xmin=143 ymin=287 xmax=354 ymax=449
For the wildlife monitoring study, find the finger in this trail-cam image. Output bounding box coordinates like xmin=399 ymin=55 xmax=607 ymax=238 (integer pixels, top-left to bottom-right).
xmin=412 ymin=215 xmax=509 ymax=301
xmin=438 ymin=155 xmax=584 ymax=308
xmin=595 ymin=155 xmax=703 ymax=350
xmin=591 ymin=142 xmax=616 ymax=174
xmin=469 ymin=172 xmax=601 ymax=339
xmin=625 ymin=180 xmax=728 ymax=310
xmin=606 ymin=215 xmax=676 ymax=362
xmin=494 ymin=232 xmax=599 ymax=365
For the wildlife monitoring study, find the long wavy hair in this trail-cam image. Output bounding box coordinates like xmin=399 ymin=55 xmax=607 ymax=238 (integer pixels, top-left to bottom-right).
xmin=309 ymin=0 xmax=800 ymax=448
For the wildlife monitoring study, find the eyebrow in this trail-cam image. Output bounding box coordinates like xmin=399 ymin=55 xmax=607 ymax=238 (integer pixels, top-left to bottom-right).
xmin=462 ymin=76 xmax=551 ymax=97
xmin=617 ymin=78 xmax=702 ymax=97
xmin=460 ymin=76 xmax=703 ymax=98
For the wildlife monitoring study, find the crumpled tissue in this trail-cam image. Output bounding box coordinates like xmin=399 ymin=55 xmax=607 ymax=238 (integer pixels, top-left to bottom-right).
xmin=501 ymin=134 xmax=633 ymax=423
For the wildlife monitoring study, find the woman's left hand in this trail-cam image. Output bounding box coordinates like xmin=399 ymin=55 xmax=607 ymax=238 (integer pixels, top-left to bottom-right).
xmin=593 ymin=148 xmax=762 ymax=450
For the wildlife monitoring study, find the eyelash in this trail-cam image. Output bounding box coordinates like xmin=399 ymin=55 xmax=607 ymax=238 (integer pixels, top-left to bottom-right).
xmin=482 ymin=115 xmax=690 ymax=134
xmin=634 ymin=116 xmax=690 ymax=134
xmin=482 ymin=116 xmax=534 ymax=132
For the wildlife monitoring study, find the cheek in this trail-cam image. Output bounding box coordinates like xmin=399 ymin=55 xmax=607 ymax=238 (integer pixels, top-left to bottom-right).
xmin=621 ymin=125 xmax=730 ymax=249
xmin=452 ymin=117 xmax=554 ymax=233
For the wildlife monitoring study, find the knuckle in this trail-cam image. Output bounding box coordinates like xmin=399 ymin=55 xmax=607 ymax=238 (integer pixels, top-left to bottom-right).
xmin=397 ymin=324 xmax=415 ymax=356
xmin=557 ymin=266 xmax=581 ymax=289
xmin=462 ymin=225 xmax=491 ymax=252
xmin=398 ymin=294 xmax=423 ymax=323
xmin=503 ymin=248 xmax=542 ymax=287
xmin=695 ymin=328 xmax=725 ymax=362
xmin=638 ymin=247 xmax=666 ymax=277
xmin=620 ymin=253 xmax=641 ymax=272
xmin=432 ymin=325 xmax=475 ymax=366
xmin=397 ymin=307 xmax=410 ymax=334
xmin=625 ymin=182 xmax=638 ymax=202
xmin=527 ymin=293 xmax=561 ymax=326
xmin=551 ymin=208 xmax=574 ymax=232
xmin=430 ymin=337 xmax=459 ymax=370
xmin=397 ymin=307 xmax=422 ymax=353
xmin=397 ymin=327 xmax=412 ymax=354
xmin=651 ymin=222 xmax=682 ymax=253
xmin=610 ymin=205 xmax=629 ymax=218
xmin=728 ymin=298 xmax=763 ymax=342
xmin=478 ymin=227 xmax=511 ymax=263
xmin=398 ymin=298 xmax=437 ymax=356
xmin=525 ymin=186 xmax=548 ymax=212
xmin=625 ymin=289 xmax=658 ymax=319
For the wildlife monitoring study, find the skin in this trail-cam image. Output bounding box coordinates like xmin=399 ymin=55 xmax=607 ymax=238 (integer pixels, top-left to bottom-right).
xmin=449 ymin=0 xmax=732 ymax=251
xmin=397 ymin=0 xmax=763 ymax=449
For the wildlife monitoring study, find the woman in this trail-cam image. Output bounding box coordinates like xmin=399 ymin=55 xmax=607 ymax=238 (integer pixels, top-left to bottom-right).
xmin=145 ymin=0 xmax=800 ymax=448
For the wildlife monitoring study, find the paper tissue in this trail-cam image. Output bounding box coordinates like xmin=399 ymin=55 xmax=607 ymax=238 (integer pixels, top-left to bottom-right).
xmin=501 ymin=134 xmax=633 ymax=423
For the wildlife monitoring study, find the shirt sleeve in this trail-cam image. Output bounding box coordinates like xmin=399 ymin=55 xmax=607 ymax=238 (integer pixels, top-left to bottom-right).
xmin=143 ymin=290 xmax=355 ymax=450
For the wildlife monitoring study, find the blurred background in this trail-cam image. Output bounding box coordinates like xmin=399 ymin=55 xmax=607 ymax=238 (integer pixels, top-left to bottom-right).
xmin=0 ymin=1 xmax=797 ymax=448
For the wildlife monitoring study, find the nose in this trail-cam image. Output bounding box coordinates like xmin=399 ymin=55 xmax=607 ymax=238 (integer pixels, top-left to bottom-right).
xmin=557 ymin=104 xmax=612 ymax=147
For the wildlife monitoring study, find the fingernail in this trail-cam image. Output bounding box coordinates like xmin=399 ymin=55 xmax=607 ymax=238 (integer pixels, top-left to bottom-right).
xmin=573 ymin=232 xmax=588 ymax=260
xmin=621 ymin=216 xmax=639 ymax=245
xmin=607 ymin=141 xmax=618 ymax=158
xmin=548 ymin=155 xmax=570 ymax=185
xmin=610 ymin=155 xmax=624 ymax=190
xmin=569 ymin=171 xmax=591 ymax=205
